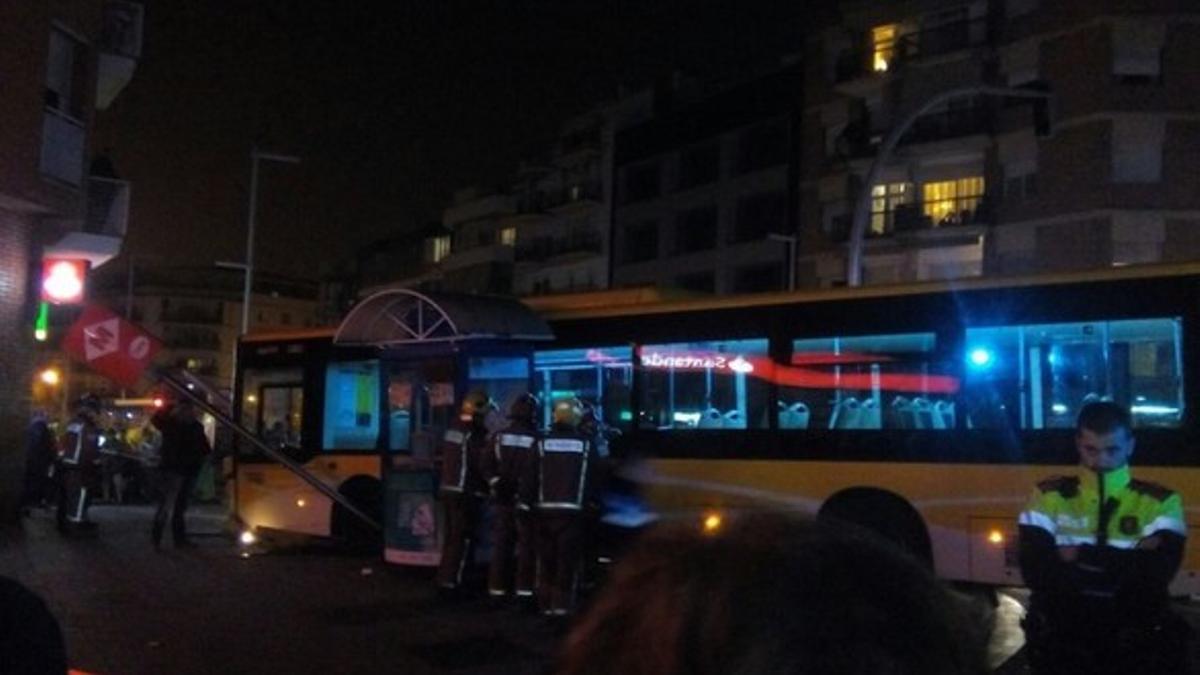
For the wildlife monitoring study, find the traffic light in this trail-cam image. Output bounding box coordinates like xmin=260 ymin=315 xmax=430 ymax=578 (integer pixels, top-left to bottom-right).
xmin=34 ymin=301 xmax=49 ymax=341
xmin=41 ymin=258 xmax=88 ymax=304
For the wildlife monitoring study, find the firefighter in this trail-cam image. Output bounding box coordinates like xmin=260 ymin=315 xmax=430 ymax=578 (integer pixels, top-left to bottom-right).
xmin=533 ymin=398 xmax=597 ymax=617
xmin=56 ymin=394 xmax=104 ymax=533
xmin=1018 ymin=401 xmax=1190 ymax=675
xmin=483 ymin=392 xmax=541 ymax=604
xmin=436 ymin=390 xmax=495 ymax=596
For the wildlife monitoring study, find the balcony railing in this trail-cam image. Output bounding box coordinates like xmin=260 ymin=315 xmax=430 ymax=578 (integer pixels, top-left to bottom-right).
xmin=834 ymin=18 xmax=990 ymax=83
xmin=833 ymin=102 xmax=989 ymax=159
xmin=516 ymin=231 xmax=603 ymax=262
xmin=829 ymin=196 xmax=993 ymax=242
xmin=895 ymin=18 xmax=989 ymax=64
xmin=40 ymin=109 xmax=86 ymax=185
xmin=546 ymin=181 xmax=603 ymax=211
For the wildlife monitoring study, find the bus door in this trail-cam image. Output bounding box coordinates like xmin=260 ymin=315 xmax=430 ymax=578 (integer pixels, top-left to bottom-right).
xmin=382 ymin=357 xmax=456 ymax=566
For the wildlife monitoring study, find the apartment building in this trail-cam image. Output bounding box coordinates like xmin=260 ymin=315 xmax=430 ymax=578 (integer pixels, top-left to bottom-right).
xmin=800 ymin=0 xmax=1200 ymax=286
xmin=0 ymin=1 xmax=141 ymax=519
xmin=610 ymin=64 xmax=805 ymax=294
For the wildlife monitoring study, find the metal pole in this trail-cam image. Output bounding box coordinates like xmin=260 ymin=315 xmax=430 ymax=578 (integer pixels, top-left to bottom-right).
xmin=241 ymin=149 xmax=259 ymax=341
xmin=787 ymin=238 xmax=797 ymax=291
xmin=845 ymin=85 xmax=1052 ymax=287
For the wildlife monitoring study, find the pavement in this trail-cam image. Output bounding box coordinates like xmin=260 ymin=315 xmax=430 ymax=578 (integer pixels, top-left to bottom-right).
xmin=3 ymin=501 xmax=1198 ymax=675
xmin=0 ymin=503 xmax=561 ymax=675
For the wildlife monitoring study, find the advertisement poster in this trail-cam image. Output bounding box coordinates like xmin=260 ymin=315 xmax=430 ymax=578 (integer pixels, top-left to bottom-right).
xmin=384 ymin=469 xmax=440 ymax=566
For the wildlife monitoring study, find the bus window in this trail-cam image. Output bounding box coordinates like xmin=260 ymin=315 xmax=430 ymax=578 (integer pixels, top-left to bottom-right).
xmin=638 ymin=339 xmax=769 ymax=430
xmin=241 ymin=368 xmax=303 ymax=449
xmin=785 ymin=333 xmax=948 ymax=430
xmin=323 ymin=360 xmax=381 ymax=450
xmin=533 ymin=347 xmax=634 ymax=432
xmin=964 ymin=317 xmax=1183 ymax=429
xmin=468 ymin=356 xmax=531 ymax=431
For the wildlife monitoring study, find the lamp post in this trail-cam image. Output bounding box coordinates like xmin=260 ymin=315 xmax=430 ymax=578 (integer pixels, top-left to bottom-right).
xmin=219 ymin=148 xmax=300 ymax=386
xmin=845 ymin=85 xmax=1052 ymax=287
xmin=767 ymin=233 xmax=798 ymax=291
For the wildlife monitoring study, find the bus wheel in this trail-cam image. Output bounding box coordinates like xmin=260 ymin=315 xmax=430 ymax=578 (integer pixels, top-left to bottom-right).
xmin=330 ymin=475 xmax=383 ymax=553
xmin=817 ymin=487 xmax=933 ymax=569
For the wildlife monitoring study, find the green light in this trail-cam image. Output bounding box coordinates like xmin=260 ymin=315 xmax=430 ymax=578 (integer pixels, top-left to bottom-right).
xmin=34 ymin=302 xmax=48 ymax=342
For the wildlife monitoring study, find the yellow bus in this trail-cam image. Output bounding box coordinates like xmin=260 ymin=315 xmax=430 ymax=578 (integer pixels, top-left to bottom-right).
xmin=530 ymin=264 xmax=1200 ymax=593
xmin=235 ymin=267 xmax=1200 ymax=592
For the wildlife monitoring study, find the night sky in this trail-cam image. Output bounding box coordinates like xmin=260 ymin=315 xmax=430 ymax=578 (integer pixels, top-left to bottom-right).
xmin=96 ymin=1 xmax=835 ymax=281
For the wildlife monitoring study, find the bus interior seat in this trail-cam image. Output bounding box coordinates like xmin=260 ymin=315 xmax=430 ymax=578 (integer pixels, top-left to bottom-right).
xmin=698 ymin=408 xmax=724 ymax=429
xmin=911 ymin=397 xmax=935 ymax=429
xmin=890 ymin=396 xmax=913 ymax=429
xmin=859 ymin=398 xmax=882 ymax=429
xmin=830 ymin=397 xmax=861 ymax=429
xmin=723 ymin=409 xmax=746 ymax=429
xmin=935 ymin=400 xmax=955 ymax=428
xmin=780 ymin=402 xmax=810 ymax=429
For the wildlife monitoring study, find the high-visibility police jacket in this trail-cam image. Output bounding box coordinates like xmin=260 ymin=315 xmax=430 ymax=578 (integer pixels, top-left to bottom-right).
xmin=534 ymin=429 xmax=593 ymax=511
xmin=483 ymin=422 xmax=539 ymax=508
xmin=1018 ymin=466 xmax=1186 ymax=624
xmin=439 ymin=423 xmax=490 ymax=498
xmin=59 ymin=416 xmax=102 ymax=468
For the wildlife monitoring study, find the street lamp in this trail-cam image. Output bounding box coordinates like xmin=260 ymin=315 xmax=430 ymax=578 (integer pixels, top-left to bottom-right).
xmin=845 ymin=85 xmax=1052 ymax=287
xmin=767 ymin=233 xmax=798 ymax=292
xmin=219 ymin=147 xmax=300 ymax=384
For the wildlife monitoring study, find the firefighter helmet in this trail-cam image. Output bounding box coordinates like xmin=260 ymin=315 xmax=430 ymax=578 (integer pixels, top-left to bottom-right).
xmin=508 ymin=392 xmax=539 ymax=423
xmin=552 ymin=398 xmax=583 ymax=428
xmin=460 ymin=390 xmax=496 ymax=423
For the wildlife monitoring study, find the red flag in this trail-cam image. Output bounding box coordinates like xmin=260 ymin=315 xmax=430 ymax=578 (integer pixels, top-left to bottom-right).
xmin=62 ymin=304 xmax=163 ymax=387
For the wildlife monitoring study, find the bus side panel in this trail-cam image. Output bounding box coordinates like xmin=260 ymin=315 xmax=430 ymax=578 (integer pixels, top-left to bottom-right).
xmin=237 ymin=455 xmax=380 ymax=538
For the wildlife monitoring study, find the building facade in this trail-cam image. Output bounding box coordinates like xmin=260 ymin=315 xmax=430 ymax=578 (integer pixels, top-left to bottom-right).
xmin=800 ymin=0 xmax=1200 ymax=287
xmin=0 ymin=0 xmax=141 ymax=521
xmin=610 ymin=64 xmax=805 ymax=294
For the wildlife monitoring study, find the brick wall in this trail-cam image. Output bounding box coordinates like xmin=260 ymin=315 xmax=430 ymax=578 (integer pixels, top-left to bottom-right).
xmin=0 ymin=212 xmax=33 ymax=522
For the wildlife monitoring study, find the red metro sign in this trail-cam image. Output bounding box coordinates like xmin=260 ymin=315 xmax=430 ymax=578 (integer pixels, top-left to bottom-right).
xmin=61 ymin=304 xmax=163 ymax=387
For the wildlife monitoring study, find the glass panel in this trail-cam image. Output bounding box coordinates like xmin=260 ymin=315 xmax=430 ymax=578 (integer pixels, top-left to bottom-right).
xmin=873 ymin=24 xmax=897 ymax=72
xmin=638 ymin=339 xmax=770 ymax=430
xmin=388 ymin=358 xmax=456 ymax=460
xmin=785 ymin=333 xmax=953 ymax=430
xmin=240 ymin=367 xmax=304 ymax=452
xmin=963 ymin=317 xmax=1183 ymax=429
xmin=323 ymin=360 xmax=380 ymax=450
xmin=534 ymin=347 xmax=634 ymax=433
xmin=922 ymin=177 xmax=984 ymax=226
xmin=468 ymin=356 xmax=531 ymax=433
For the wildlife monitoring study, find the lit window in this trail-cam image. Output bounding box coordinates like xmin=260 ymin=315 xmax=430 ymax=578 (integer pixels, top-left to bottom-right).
xmin=870 ymin=182 xmax=912 ymax=235
xmin=499 ymin=226 xmax=517 ymax=247
xmin=922 ymin=177 xmax=984 ymax=226
xmin=429 ymin=235 xmax=451 ymax=263
xmin=872 ymin=25 xmax=897 ymax=72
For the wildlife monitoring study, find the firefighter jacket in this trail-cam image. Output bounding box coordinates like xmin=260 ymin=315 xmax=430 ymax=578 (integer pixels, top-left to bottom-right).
xmin=59 ymin=415 xmax=102 ymax=468
xmin=482 ymin=421 xmax=539 ymax=509
xmin=439 ymin=422 xmax=490 ymax=498
xmin=1018 ymin=465 xmax=1186 ymax=625
xmin=533 ymin=428 xmax=594 ymax=511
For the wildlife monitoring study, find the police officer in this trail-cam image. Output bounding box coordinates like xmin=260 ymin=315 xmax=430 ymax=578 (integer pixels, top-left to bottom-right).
xmin=57 ymin=394 xmax=104 ymax=533
xmin=483 ymin=393 xmax=541 ymax=604
xmin=533 ymin=398 xmax=596 ymax=617
xmin=436 ymin=390 xmax=495 ymax=595
xmin=1018 ymin=400 xmax=1190 ymax=675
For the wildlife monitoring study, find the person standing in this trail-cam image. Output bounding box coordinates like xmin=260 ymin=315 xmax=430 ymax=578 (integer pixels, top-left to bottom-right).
xmin=534 ymin=398 xmax=596 ymax=617
xmin=151 ymin=399 xmax=212 ymax=549
xmin=20 ymin=410 xmax=58 ymax=515
xmin=483 ymin=393 xmax=541 ymax=604
xmin=1018 ymin=400 xmax=1190 ymax=675
xmin=56 ymin=394 xmax=104 ymax=533
xmin=436 ymin=390 xmax=495 ymax=595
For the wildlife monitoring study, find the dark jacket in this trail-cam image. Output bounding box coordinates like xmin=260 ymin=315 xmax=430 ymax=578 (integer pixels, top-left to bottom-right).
xmin=153 ymin=409 xmax=211 ymax=475
xmin=533 ymin=426 xmax=594 ymax=511
xmin=483 ymin=420 xmax=539 ymax=508
xmin=438 ymin=421 xmax=490 ymax=498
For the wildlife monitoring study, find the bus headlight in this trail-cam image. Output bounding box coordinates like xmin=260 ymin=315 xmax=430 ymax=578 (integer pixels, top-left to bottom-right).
xmin=987 ymin=529 xmax=1005 ymax=546
xmin=240 ymin=530 xmax=258 ymax=545
xmin=702 ymin=512 xmax=723 ymax=534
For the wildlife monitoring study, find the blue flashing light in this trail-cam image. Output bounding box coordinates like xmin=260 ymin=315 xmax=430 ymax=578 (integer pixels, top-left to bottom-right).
xmin=967 ymin=347 xmax=994 ymax=370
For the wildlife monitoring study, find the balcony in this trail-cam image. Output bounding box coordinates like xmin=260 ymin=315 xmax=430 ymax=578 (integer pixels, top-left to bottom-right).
xmin=516 ymin=231 xmax=603 ymax=263
xmin=894 ymin=18 xmax=989 ymax=65
xmin=833 ymin=103 xmax=989 ymax=161
xmin=40 ymin=109 xmax=85 ymax=186
xmin=96 ymin=1 xmax=144 ymax=110
xmin=161 ymin=303 xmax=224 ymax=325
xmin=440 ymin=243 xmax=515 ymax=271
xmin=42 ymin=176 xmax=130 ymax=268
xmin=546 ymin=181 xmax=603 ymax=214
